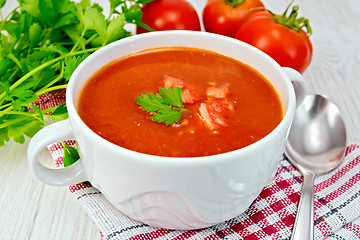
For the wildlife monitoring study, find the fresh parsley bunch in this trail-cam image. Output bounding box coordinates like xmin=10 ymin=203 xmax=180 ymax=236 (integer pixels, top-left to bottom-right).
xmin=0 ymin=0 xmax=153 ymax=147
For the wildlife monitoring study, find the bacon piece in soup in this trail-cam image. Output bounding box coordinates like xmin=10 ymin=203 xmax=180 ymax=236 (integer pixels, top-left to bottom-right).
xmin=198 ymin=102 xmax=218 ymax=130
xmin=181 ymin=88 xmax=201 ymax=103
xmin=206 ymin=84 xmax=229 ymax=99
xmin=163 ymin=74 xmax=201 ymax=103
xmin=163 ymin=74 xmax=184 ymax=88
xmin=198 ymin=99 xmax=233 ymax=131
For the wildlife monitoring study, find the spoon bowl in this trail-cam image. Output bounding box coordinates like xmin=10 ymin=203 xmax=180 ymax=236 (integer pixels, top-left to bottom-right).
xmin=285 ymin=94 xmax=347 ymax=240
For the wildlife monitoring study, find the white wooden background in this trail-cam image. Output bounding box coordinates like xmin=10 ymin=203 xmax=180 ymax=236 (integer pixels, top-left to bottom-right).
xmin=1 ymin=0 xmax=359 ymax=239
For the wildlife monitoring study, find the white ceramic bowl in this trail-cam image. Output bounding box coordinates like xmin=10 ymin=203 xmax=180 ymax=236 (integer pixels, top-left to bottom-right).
xmin=27 ymin=31 xmax=306 ymax=230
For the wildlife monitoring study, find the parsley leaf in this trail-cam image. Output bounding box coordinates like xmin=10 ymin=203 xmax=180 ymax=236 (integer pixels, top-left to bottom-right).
xmin=28 ymin=23 xmax=44 ymax=47
xmin=49 ymin=103 xmax=68 ymax=121
xmin=136 ymin=87 xmax=189 ymax=125
xmin=0 ymin=126 xmax=10 ymax=147
xmin=63 ymin=53 xmax=89 ymax=81
xmin=62 ymin=141 xmax=80 ymax=167
xmin=153 ymin=108 xmax=182 ymax=126
xmin=0 ymin=0 xmax=6 ymax=8
xmin=159 ymin=87 xmax=183 ymax=108
xmin=107 ymin=14 xmax=127 ymax=43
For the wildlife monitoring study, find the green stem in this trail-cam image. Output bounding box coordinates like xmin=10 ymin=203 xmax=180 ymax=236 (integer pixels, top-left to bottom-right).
xmin=13 ymin=34 xmax=26 ymax=53
xmin=85 ymin=34 xmax=99 ymax=45
xmin=34 ymin=46 xmax=63 ymax=55
xmin=270 ymin=2 xmax=312 ymax=35
xmin=225 ymin=0 xmax=245 ymax=7
xmin=0 ymin=100 xmax=59 ymax=117
xmin=36 ymin=61 xmax=65 ymax=93
xmin=36 ymin=84 xmax=68 ymax=96
xmin=282 ymin=5 xmax=299 ymax=28
xmin=172 ymin=106 xmax=192 ymax=113
xmin=134 ymin=21 xmax=155 ymax=32
xmin=0 ymin=111 xmax=49 ymax=126
xmin=0 ymin=103 xmax=11 ymax=110
xmin=7 ymin=68 xmax=20 ymax=85
xmin=41 ymin=28 xmax=54 ymax=47
xmin=4 ymin=6 xmax=19 ymax=21
xmin=70 ymin=29 xmax=86 ymax=53
xmin=40 ymin=105 xmax=59 ymax=114
xmin=0 ymin=117 xmax=48 ymax=129
xmin=0 ymin=119 xmax=23 ymax=129
xmin=0 ymin=47 xmax=100 ymax=105
xmin=7 ymin=53 xmax=22 ymax=70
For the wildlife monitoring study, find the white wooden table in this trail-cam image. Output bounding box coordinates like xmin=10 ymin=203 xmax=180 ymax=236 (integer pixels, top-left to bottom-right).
xmin=1 ymin=0 xmax=359 ymax=239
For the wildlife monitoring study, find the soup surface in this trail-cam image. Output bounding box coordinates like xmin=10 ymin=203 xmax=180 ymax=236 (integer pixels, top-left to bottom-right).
xmin=78 ymin=47 xmax=283 ymax=157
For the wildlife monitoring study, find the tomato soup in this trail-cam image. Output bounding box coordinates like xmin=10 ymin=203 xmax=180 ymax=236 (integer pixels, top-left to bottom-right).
xmin=77 ymin=47 xmax=283 ymax=157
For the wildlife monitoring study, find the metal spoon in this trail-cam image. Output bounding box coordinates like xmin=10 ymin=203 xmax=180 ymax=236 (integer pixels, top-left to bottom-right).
xmin=284 ymin=94 xmax=347 ymax=240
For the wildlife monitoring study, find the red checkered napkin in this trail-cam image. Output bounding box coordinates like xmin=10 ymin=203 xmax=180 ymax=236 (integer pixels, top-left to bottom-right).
xmin=38 ymin=92 xmax=360 ymax=239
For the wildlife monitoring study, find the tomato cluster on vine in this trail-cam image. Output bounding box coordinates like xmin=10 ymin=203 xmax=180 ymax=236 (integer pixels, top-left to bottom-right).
xmin=137 ymin=0 xmax=313 ymax=73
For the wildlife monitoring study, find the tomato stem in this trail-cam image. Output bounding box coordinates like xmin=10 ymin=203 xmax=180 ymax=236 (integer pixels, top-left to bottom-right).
xmin=270 ymin=3 xmax=312 ymax=35
xmin=225 ymin=0 xmax=245 ymax=7
xmin=283 ymin=5 xmax=298 ymax=27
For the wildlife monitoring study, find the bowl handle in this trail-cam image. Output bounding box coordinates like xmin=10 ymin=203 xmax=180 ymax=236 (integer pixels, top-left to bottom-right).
xmin=27 ymin=120 xmax=87 ymax=186
xmin=282 ymin=67 xmax=308 ymax=107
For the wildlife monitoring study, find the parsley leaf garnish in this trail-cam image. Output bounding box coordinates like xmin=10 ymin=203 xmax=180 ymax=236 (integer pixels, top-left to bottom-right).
xmin=136 ymin=87 xmax=189 ymax=125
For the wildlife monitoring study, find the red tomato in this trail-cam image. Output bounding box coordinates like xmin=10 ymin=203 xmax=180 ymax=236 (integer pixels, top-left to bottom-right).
xmin=235 ymin=7 xmax=313 ymax=73
xmin=202 ymin=0 xmax=264 ymax=37
xmin=137 ymin=0 xmax=201 ymax=34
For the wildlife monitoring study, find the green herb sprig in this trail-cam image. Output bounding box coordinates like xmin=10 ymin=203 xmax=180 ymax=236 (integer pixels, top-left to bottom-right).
xmin=0 ymin=0 xmax=153 ymax=146
xmin=62 ymin=141 xmax=91 ymax=185
xmin=136 ymin=87 xmax=190 ymax=125
xmin=62 ymin=141 xmax=80 ymax=167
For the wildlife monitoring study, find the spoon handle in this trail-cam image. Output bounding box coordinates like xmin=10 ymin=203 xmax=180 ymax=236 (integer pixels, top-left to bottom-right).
xmin=291 ymin=172 xmax=315 ymax=240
